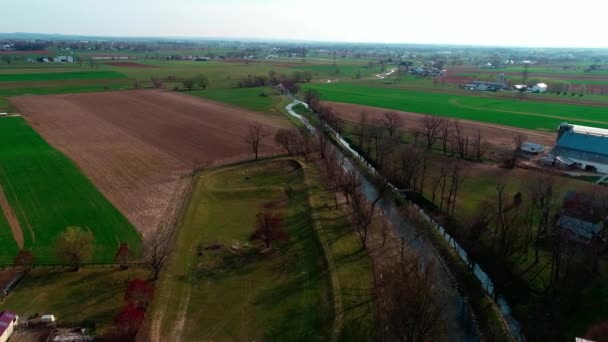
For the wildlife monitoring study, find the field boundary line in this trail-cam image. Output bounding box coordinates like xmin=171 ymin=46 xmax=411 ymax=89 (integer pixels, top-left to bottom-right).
xmin=299 ymin=160 xmax=344 ymax=341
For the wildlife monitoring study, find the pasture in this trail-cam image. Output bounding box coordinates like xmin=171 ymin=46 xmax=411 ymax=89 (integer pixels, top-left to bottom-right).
xmin=0 ymin=117 xmax=140 ymax=263
xmin=302 ymin=82 xmax=608 ymax=131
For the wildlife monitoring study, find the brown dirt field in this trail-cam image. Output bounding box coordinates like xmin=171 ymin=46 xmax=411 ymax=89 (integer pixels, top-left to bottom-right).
xmin=0 ymin=185 xmax=24 ymax=249
xmin=11 ymin=90 xmax=290 ymax=236
xmin=324 ymin=101 xmax=556 ymax=154
xmin=106 ymin=62 xmax=159 ymax=68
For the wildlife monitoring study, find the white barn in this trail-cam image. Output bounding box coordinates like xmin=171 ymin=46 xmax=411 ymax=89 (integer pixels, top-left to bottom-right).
xmin=552 ymin=123 xmax=608 ymax=174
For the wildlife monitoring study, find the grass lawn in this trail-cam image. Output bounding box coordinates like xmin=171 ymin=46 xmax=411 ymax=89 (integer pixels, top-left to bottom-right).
xmin=302 ymin=83 xmax=608 ymax=131
xmin=0 ymin=117 xmax=140 ymax=263
xmin=148 ymin=159 xmax=333 ymax=341
xmin=0 ymin=267 xmax=148 ymax=335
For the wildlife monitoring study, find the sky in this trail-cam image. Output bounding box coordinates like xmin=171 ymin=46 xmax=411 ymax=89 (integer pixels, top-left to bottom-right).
xmin=2 ymin=0 xmax=607 ymax=48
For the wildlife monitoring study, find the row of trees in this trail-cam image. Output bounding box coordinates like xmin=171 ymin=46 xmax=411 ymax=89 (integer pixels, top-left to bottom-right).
xmin=237 ymin=70 xmax=313 ymax=89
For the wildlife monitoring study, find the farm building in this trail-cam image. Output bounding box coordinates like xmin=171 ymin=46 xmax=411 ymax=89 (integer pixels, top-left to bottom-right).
xmin=520 ymin=141 xmax=545 ymax=154
xmin=550 ymin=123 xmax=608 ymax=174
xmin=0 ymin=311 xmax=18 ymax=342
xmin=557 ymin=214 xmax=603 ymax=244
xmin=463 ymin=81 xmax=505 ymax=91
xmin=556 ymin=191 xmax=606 ymax=244
xmin=532 ymin=83 xmax=548 ymax=93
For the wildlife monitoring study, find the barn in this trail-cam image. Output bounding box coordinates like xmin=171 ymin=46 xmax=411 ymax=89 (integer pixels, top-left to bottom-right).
xmin=532 ymin=83 xmax=548 ymax=93
xmin=551 ymin=123 xmax=608 ymax=174
xmin=0 ymin=311 xmax=18 ymax=342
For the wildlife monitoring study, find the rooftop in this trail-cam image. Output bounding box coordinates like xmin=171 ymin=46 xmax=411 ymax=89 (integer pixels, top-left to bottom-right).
xmin=0 ymin=311 xmax=17 ymax=336
xmin=556 ymin=124 xmax=608 ymax=157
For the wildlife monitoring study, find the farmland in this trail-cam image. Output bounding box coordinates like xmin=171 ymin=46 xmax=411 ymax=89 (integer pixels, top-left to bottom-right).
xmin=12 ymin=90 xmax=290 ymax=236
xmin=302 ymin=82 xmax=608 ymax=131
xmin=0 ymin=116 xmax=140 ymax=263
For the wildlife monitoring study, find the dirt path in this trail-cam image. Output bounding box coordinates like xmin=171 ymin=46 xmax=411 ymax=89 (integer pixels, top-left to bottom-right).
xmin=0 ymin=184 xmax=24 ymax=249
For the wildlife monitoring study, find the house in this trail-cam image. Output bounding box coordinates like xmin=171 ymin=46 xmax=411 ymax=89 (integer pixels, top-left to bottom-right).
xmin=556 ymin=191 xmax=606 ymax=244
xmin=541 ymin=154 xmax=576 ymax=169
xmin=463 ymin=81 xmax=505 ymax=91
xmin=520 ymin=141 xmax=545 ymax=154
xmin=513 ymin=84 xmax=528 ymax=91
xmin=551 ymin=123 xmax=608 ymax=174
xmin=0 ymin=311 xmax=18 ymax=342
xmin=532 ymin=83 xmax=548 ymax=93
xmin=54 ymin=56 xmax=74 ymax=63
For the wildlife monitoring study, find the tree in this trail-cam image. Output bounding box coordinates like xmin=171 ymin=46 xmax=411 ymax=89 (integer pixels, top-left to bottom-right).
xmin=1 ymin=56 xmax=11 ymax=64
xmin=383 ymin=111 xmax=402 ymax=137
xmin=350 ymin=189 xmax=374 ymax=248
xmin=150 ymin=77 xmax=164 ymax=88
xmin=196 ymin=74 xmax=209 ymax=89
xmin=143 ymin=225 xmax=171 ymax=281
xmin=251 ymin=210 xmax=288 ymax=248
xmin=422 ymin=115 xmax=443 ymax=150
xmin=182 ymin=78 xmax=195 ymax=90
xmin=274 ymin=128 xmax=299 ymax=156
xmin=243 ymin=123 xmax=268 ymax=160
xmin=114 ymin=243 xmax=134 ymax=270
xmin=113 ymin=303 xmax=145 ymax=338
xmin=304 ymin=89 xmax=320 ymax=109
xmin=55 ymin=226 xmax=95 ymax=271
xmin=381 ymin=255 xmax=445 ymax=342
xmin=13 ymin=250 xmax=35 ymax=268
xmin=527 ymin=174 xmax=560 ymax=264
xmin=439 ymin=119 xmax=452 ymax=154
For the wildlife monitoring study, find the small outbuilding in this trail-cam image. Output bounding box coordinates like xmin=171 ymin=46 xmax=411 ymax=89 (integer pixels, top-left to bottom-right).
xmin=0 ymin=311 xmax=18 ymax=342
xmin=532 ymin=83 xmax=548 ymax=93
xmin=520 ymin=141 xmax=545 ymax=154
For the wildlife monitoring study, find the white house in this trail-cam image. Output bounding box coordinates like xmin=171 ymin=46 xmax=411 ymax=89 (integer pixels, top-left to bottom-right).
xmin=532 ymin=83 xmax=548 ymax=93
xmin=0 ymin=311 xmax=18 ymax=342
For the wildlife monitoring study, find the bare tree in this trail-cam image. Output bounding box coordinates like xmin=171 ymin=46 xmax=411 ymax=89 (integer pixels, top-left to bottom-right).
xmin=422 ymin=115 xmax=443 ymax=150
xmin=358 ymin=111 xmax=369 ymax=151
xmin=196 ymin=74 xmax=209 ymax=89
xmin=144 ymin=226 xmax=171 ymax=280
xmin=381 ymin=255 xmax=445 ymax=342
xmin=274 ymin=128 xmax=299 ymax=156
xmin=251 ymin=209 xmax=288 ymax=248
xmin=527 ymin=174 xmax=560 ymax=264
xmin=452 ymin=120 xmax=466 ymax=158
xmin=243 ymin=123 xmax=268 ymax=160
xmin=150 ymin=77 xmax=164 ymax=88
xmin=351 ymin=189 xmax=374 ymax=248
xmin=439 ymin=119 xmax=452 ymax=155
xmin=55 ymin=226 xmax=95 ymax=271
xmin=383 ymin=111 xmax=403 ymax=137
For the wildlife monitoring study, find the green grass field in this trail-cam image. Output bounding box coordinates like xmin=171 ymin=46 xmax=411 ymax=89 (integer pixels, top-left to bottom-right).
xmin=0 ymin=71 xmax=126 ymax=81
xmin=187 ymin=86 xmax=285 ymax=113
xmin=0 ymin=117 xmax=140 ymax=263
xmin=302 ymin=82 xmax=608 ymax=131
xmin=0 ymin=267 xmax=148 ymax=335
xmin=149 ymin=159 xmax=332 ymax=341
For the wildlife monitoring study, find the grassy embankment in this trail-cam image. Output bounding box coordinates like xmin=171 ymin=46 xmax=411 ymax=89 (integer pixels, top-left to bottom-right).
xmin=147 ymin=159 xmax=375 ymax=341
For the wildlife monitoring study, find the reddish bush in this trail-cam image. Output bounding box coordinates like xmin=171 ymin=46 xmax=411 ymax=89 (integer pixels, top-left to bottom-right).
xmin=125 ymin=279 xmax=154 ymax=309
xmin=113 ymin=303 xmax=145 ymax=337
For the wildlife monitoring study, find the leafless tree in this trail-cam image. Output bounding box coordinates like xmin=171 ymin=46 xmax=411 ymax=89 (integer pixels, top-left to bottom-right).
xmin=383 ymin=111 xmax=403 ymax=137
xmin=446 ymin=162 xmax=465 ymax=216
xmin=358 ymin=111 xmax=369 ymax=151
xmin=274 ymin=128 xmax=299 ymax=156
xmin=243 ymin=123 xmax=268 ymax=160
xmin=381 ymin=255 xmax=445 ymax=342
xmin=351 ymin=189 xmax=374 ymax=248
xmin=317 ymin=132 xmax=329 ymax=160
xmin=527 ymin=174 xmax=560 ymax=264
xmin=422 ymin=115 xmax=443 ymax=150
xmin=144 ymin=225 xmax=172 ymax=281
xmin=452 ymin=120 xmax=467 ymax=158
xmin=150 ymin=77 xmax=164 ymax=88
xmin=439 ymin=119 xmax=452 ymax=154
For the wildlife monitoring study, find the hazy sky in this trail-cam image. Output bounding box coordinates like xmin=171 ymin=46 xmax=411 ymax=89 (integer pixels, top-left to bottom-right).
xmin=2 ymin=0 xmax=607 ymax=48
